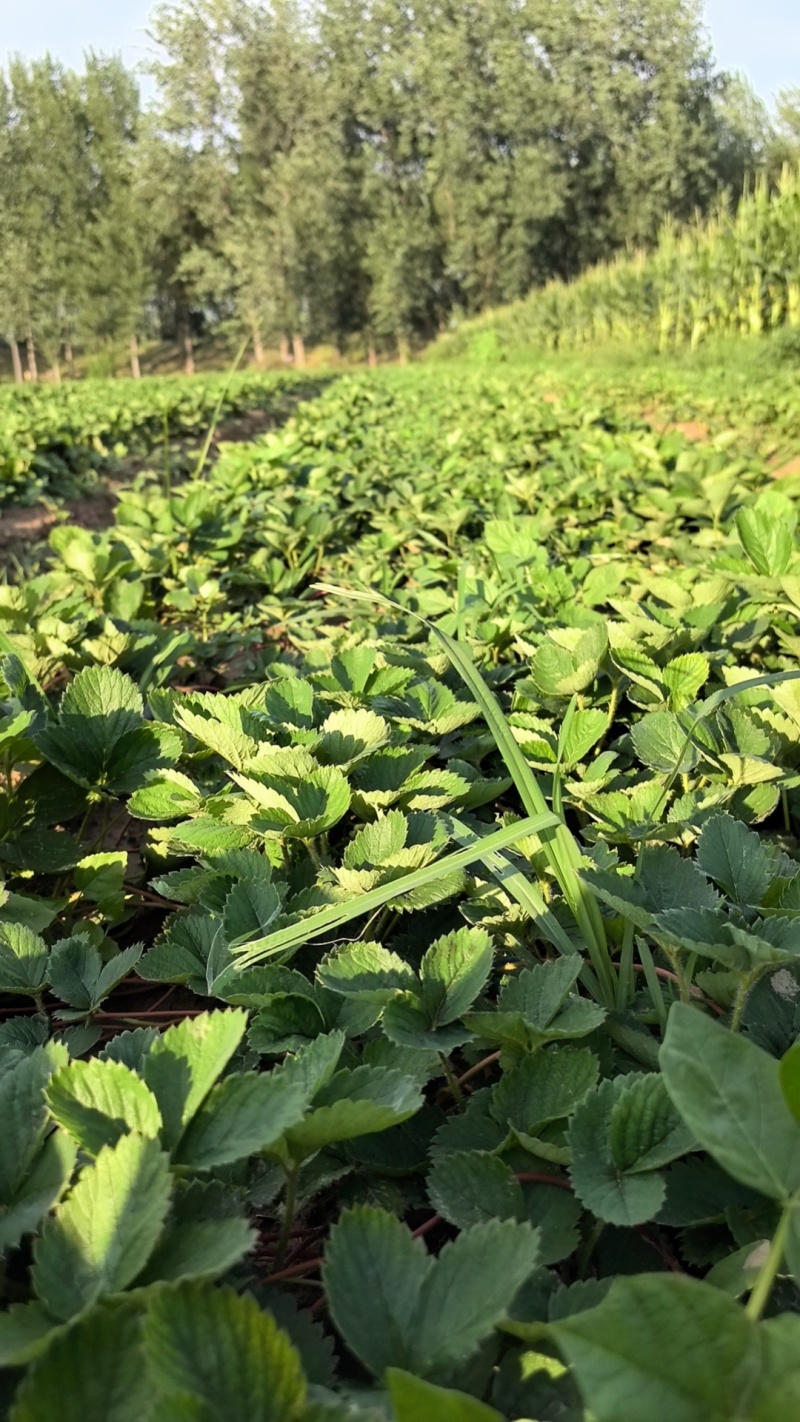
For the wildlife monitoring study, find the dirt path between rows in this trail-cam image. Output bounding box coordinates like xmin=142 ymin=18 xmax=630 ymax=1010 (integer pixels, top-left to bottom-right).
xmin=0 ymin=405 xmax=296 ymax=564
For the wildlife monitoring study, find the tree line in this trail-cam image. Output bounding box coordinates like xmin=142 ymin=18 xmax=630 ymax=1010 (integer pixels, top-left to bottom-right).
xmin=1 ymin=0 xmax=799 ymax=379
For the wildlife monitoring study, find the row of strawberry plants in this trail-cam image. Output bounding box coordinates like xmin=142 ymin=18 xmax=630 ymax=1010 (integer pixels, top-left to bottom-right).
xmin=0 ymin=369 xmax=321 ymax=505
xmin=0 ymin=367 xmax=798 ymax=1418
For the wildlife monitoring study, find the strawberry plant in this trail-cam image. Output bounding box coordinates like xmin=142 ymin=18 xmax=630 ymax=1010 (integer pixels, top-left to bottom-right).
xmin=0 ymin=364 xmax=798 ymax=1418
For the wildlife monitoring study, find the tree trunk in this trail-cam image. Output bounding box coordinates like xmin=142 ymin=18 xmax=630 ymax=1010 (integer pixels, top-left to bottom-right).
xmin=9 ymin=337 xmax=23 ymax=385
xmin=183 ymin=328 xmax=195 ymax=377
xmin=292 ymin=332 xmax=306 ymax=368
xmin=250 ymin=317 xmax=265 ymax=368
xmin=50 ymin=357 xmax=61 ymax=383
xmin=130 ymin=333 xmax=141 ymax=380
xmin=65 ymin=340 xmax=75 ymax=378
xmin=279 ymin=335 xmax=291 ymax=365
xmin=367 ymin=344 xmax=377 ymax=368
xmin=26 ymin=333 xmax=38 ymax=382
xmin=397 ymin=334 xmax=409 ymax=366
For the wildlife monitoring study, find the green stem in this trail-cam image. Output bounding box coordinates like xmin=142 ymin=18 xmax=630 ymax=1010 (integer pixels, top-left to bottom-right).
xmin=577 ymin=1218 xmax=604 ymax=1278
xmin=195 ymin=335 xmax=251 ymax=481
xmin=745 ymin=1204 xmax=792 ymax=1321
xmin=274 ymin=1167 xmax=299 ymax=1270
xmin=439 ymin=1053 xmax=466 ymax=1112
xmin=730 ymin=972 xmax=759 ymax=1032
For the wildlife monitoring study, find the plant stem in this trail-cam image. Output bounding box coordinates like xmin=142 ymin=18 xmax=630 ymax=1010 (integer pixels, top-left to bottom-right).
xmin=455 ymin=1050 xmax=501 ymax=1089
xmin=745 ymin=1204 xmax=792 ymax=1320
xmin=274 ymin=1168 xmax=299 ymax=1270
xmin=730 ymin=972 xmax=758 ymax=1032
xmin=439 ymin=1053 xmax=466 ymax=1111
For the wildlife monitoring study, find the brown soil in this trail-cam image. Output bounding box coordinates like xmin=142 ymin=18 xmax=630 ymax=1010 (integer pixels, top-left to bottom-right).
xmin=770 ymin=455 xmax=800 ymax=480
xmin=641 ymin=410 xmax=710 ymax=441
xmin=0 ymin=488 xmax=118 ymax=558
xmin=0 ymin=405 xmax=289 ymax=564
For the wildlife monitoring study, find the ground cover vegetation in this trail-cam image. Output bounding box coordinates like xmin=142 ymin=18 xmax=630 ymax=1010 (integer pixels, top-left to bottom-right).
xmin=0 ymin=370 xmax=321 ymax=506
xmin=0 ymin=363 xmax=799 ymax=1416
xmin=2 ymin=0 xmax=800 ymax=374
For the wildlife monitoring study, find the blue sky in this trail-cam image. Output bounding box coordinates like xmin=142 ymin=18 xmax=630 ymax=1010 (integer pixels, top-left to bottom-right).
xmin=1 ymin=1 xmax=798 ymax=105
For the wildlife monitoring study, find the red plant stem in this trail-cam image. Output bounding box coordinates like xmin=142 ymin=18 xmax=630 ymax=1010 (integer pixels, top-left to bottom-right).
xmin=455 ymin=1050 xmax=502 ymax=1089
xmin=634 ymin=1227 xmax=684 ymax=1274
xmin=94 ymin=1008 xmax=206 ymax=1020
xmin=630 ymin=965 xmax=726 ymax=1015
xmin=411 ymin=1214 xmax=442 ymax=1238
xmin=262 ymin=1256 xmax=323 ymax=1284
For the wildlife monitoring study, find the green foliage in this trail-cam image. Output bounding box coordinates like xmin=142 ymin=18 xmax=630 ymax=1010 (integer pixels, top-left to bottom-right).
xmin=0 ymin=363 xmax=799 ymax=1418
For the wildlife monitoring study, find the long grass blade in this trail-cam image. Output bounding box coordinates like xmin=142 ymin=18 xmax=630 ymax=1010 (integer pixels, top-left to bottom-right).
xmin=314 ymin=582 xmax=617 ymax=1005
xmin=234 ymin=810 xmax=560 ymax=968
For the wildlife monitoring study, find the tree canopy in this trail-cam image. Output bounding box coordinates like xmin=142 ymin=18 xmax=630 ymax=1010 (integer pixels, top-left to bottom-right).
xmin=0 ymin=0 xmax=789 ymax=375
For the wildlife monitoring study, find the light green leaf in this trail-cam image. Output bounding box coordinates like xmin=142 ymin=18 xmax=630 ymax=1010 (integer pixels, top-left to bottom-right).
xmin=142 ymin=1009 xmax=248 ymax=1151
xmin=662 ymin=654 xmax=709 ymax=712
xmin=46 ymin=1058 xmax=162 ymax=1155
xmin=144 ymin=1281 xmax=306 ymax=1420
xmin=737 ymin=503 xmax=794 ymax=577
xmin=128 ymin=771 xmax=204 ymax=821
xmin=387 ymin=1369 xmax=504 ymax=1422
xmin=316 ymin=942 xmax=416 ymax=1002
xmin=0 ymin=924 xmax=49 ymax=995
xmin=32 ymin=1132 xmax=172 ymax=1320
xmin=10 ymin=1306 xmax=151 ymax=1422
xmin=280 ymin=1067 xmax=422 ymax=1163
xmin=174 ymin=1070 xmax=307 ymax=1169
xmin=420 ymin=927 xmax=494 ymax=1026
xmin=631 ymin=710 xmax=695 ymax=774
xmin=137 ymin=1217 xmax=256 ymax=1285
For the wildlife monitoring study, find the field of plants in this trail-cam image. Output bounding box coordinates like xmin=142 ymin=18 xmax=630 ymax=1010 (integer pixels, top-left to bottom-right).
xmin=435 ymin=167 xmax=800 ymax=360
xmin=0 ymin=371 xmax=320 ymax=507
xmin=0 ymin=360 xmax=799 ymax=1420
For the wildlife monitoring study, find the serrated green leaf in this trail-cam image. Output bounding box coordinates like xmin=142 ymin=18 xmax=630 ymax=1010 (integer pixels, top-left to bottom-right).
xmin=316 ymin=942 xmax=416 ymax=1001
xmin=142 ymin=1009 xmax=247 ymax=1151
xmin=420 ymin=927 xmax=494 ymax=1026
xmin=696 ymin=813 xmax=773 ymax=906
xmin=631 ymin=710 xmax=695 ymax=774
xmin=46 ymin=1058 xmax=162 ymax=1155
xmin=0 ymin=924 xmax=49 ymax=995
xmin=137 ymin=1217 xmax=256 ymax=1285
xmin=10 ymin=1305 xmax=151 ymax=1422
xmin=32 ymin=1132 xmax=172 ymax=1320
xmin=549 ymin=1274 xmax=800 ymax=1422
xmin=427 ymin=1151 xmax=524 ymax=1229
xmin=387 ymin=1369 xmax=504 ymax=1422
xmin=174 ymin=1070 xmax=307 ymax=1169
xmin=324 ymin=1206 xmax=539 ymax=1380
xmin=660 ymin=1002 xmax=800 ymax=1200
xmin=280 ymin=1066 xmax=422 ymax=1163
xmin=493 ymin=1047 xmax=599 ymax=1136
xmin=144 ymin=1281 xmax=306 ymax=1420
xmin=737 ymin=503 xmax=794 ymax=577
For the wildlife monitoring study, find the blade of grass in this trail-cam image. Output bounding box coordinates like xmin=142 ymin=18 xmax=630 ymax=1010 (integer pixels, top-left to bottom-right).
xmin=195 ymin=334 xmax=251 ymax=481
xmin=314 ymin=582 xmax=617 ymax=1006
xmin=233 ymin=810 xmax=560 ymax=968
